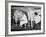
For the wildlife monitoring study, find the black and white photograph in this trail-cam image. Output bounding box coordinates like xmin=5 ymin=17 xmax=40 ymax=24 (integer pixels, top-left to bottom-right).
xmin=7 ymin=2 xmax=44 ymax=35
xmin=11 ymin=6 xmax=41 ymax=31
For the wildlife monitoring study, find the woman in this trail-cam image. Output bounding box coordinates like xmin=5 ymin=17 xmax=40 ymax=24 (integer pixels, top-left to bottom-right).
xmin=13 ymin=9 xmax=28 ymax=28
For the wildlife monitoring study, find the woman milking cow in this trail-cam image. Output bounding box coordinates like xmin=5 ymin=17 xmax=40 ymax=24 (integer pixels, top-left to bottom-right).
xmin=13 ymin=9 xmax=28 ymax=28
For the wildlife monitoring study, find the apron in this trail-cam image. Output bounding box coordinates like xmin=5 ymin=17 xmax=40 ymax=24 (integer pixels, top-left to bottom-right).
xmin=20 ymin=15 xmax=28 ymax=26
